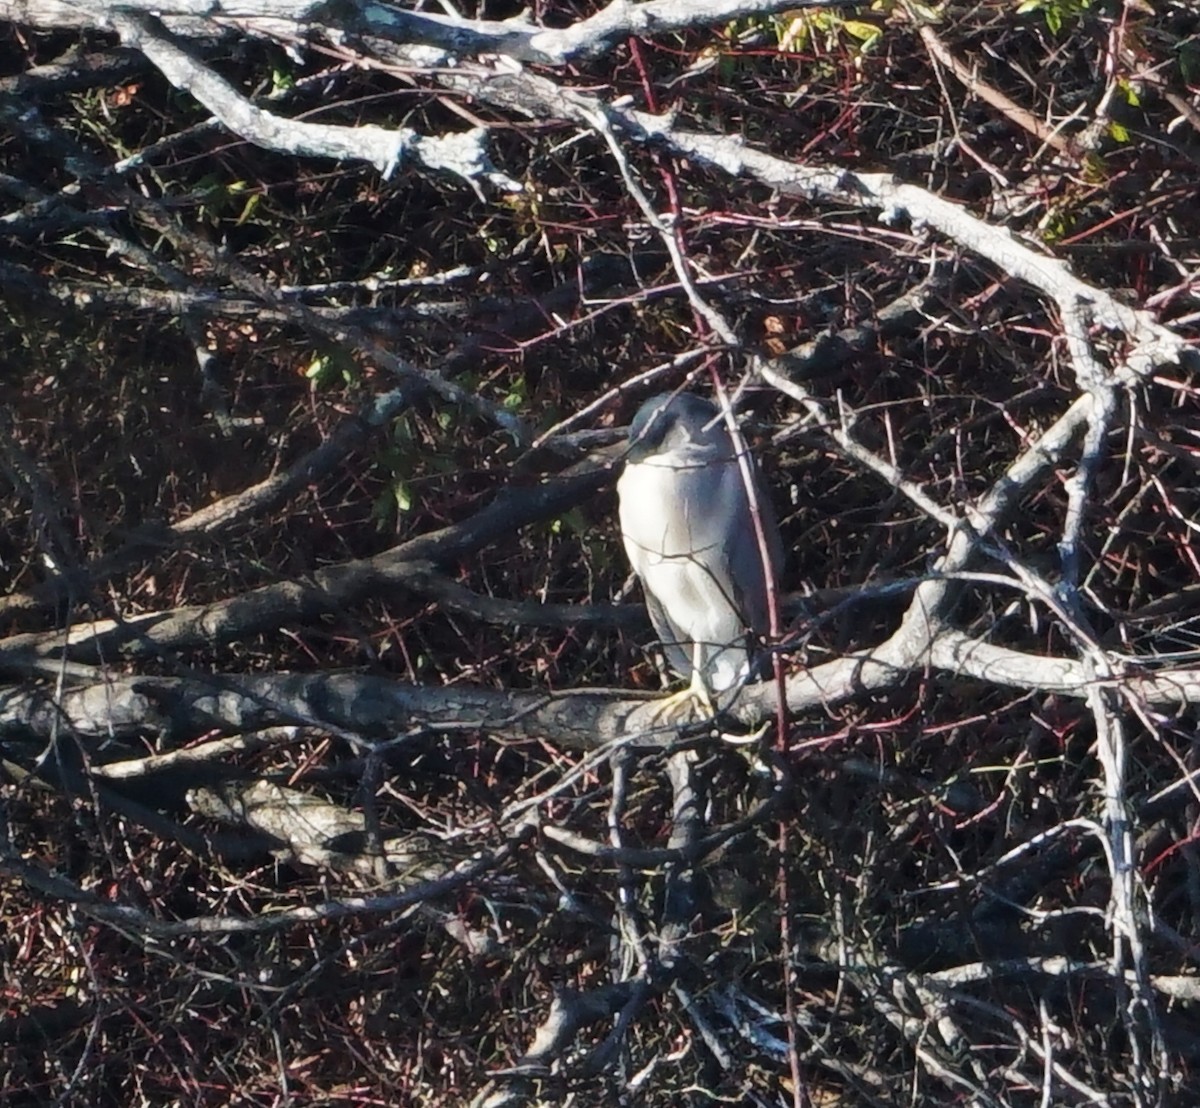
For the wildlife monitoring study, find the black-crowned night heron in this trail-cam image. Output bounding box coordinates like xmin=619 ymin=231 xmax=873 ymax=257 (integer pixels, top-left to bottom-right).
xmin=617 ymin=392 xmax=782 ymax=719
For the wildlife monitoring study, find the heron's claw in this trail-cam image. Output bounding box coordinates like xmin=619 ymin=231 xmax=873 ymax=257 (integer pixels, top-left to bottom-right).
xmin=650 ymin=669 xmax=715 ymax=724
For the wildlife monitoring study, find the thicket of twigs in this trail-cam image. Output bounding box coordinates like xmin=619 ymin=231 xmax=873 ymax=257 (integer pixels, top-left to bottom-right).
xmin=2 ymin=0 xmax=1200 ymax=1104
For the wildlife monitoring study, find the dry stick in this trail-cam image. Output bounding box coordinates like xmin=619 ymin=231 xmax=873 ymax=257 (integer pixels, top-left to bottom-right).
xmin=0 ymin=43 xmax=145 ymax=98
xmin=633 ymin=124 xmax=1183 ymax=373
xmin=1 ymin=276 xmax=500 ymax=328
xmin=0 ymin=0 xmax=328 ymax=31
xmin=389 ymin=559 xmax=642 ymax=630
xmin=1162 ymin=88 xmax=1200 ymax=137
xmin=1091 ymin=683 xmax=1166 ymax=1103
xmin=0 ymin=812 xmax=537 ymax=938
xmin=530 ymin=347 xmax=711 ymax=449
xmin=595 ymin=752 xmax=654 ymax=1082
xmin=714 ymin=377 xmax=809 ymax=1104
xmin=542 ymin=780 xmax=782 ymax=868
xmin=0 ymin=667 xmax=667 ymax=763
xmin=925 ymin=952 xmax=1200 ymax=1001
xmin=672 ymin=983 xmax=735 ymax=1071
xmin=90 ymin=727 xmax=305 ymax=779
xmin=711 ymin=987 xmax=892 ymax=1103
xmin=580 ymin=99 xmax=736 ymax=346
xmin=0 ymin=409 xmax=83 ymax=581
xmin=9 ymin=623 xmax=1200 ymax=765
xmin=765 ymin=262 xmax=957 ymax=392
xmin=1054 ymin=300 xmax=1168 ymax=1095
xmin=759 ymin=360 xmax=958 ymax=530
xmin=928 ymin=630 xmax=1200 ymax=703
xmin=915 ymin=20 xmax=1081 ymax=159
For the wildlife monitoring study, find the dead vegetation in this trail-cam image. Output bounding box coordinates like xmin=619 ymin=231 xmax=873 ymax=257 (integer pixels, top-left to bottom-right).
xmin=2 ymin=0 xmax=1200 ymax=1104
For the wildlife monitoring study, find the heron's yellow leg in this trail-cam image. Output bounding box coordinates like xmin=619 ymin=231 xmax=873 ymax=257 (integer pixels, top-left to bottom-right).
xmin=651 ymin=645 xmax=715 ymax=723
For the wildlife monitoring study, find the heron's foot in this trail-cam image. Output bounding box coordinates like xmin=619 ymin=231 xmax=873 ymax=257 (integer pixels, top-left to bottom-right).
xmin=650 ymin=672 xmax=715 ymax=724
xmin=649 ymin=686 xmax=711 ymax=724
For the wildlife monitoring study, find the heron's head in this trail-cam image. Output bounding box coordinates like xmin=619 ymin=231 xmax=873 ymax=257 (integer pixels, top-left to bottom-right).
xmin=625 ymin=392 xmax=728 ymax=464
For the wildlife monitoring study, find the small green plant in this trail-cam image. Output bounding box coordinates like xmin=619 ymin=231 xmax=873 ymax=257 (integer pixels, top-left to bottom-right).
xmin=371 ymin=479 xmax=413 ymax=529
xmin=303 ymin=350 xmax=360 ymax=390
xmin=501 ymin=376 xmax=526 ymax=412
xmin=193 ymin=176 xmax=261 ymax=228
xmin=772 ymin=8 xmax=886 ymax=55
xmin=549 ymin=508 xmax=587 ymax=537
xmin=1015 ymin=0 xmax=1093 ymax=35
xmin=370 ymin=416 xmax=430 ymax=530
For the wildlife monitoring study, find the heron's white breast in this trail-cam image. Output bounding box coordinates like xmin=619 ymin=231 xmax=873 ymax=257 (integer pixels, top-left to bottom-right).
xmin=617 ymin=450 xmax=743 ymax=559
xmin=618 ymin=451 xmax=749 ymax=682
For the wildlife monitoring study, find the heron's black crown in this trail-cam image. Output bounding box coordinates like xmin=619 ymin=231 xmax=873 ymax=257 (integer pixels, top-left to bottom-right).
xmin=626 ymin=392 xmax=729 ymax=463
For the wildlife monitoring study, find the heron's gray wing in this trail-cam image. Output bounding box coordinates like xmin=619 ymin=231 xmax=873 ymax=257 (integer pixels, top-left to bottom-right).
xmin=724 ymin=474 xmax=783 ymax=640
xmin=641 ymin=586 xmax=694 ymax=678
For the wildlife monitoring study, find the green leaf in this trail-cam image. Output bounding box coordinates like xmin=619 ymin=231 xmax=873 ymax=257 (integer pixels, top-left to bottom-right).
xmin=502 ymin=378 xmax=527 ymax=411
xmin=305 ymin=354 xmax=332 ymax=382
xmin=394 ymin=481 xmax=413 ymax=513
xmin=1108 ymin=120 xmax=1130 ymax=143
xmin=1118 ymin=77 xmax=1141 ymax=107
xmin=235 ymin=193 xmax=260 ymax=226
xmin=549 ymin=508 xmax=587 ymax=537
xmin=843 ymin=20 xmax=883 ymax=47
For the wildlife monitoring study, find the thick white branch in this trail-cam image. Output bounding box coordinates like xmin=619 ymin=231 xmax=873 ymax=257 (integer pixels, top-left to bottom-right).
xmin=454 ymin=66 xmax=1188 ymax=382
xmin=0 ymin=0 xmax=332 ymax=31
xmin=310 ymin=0 xmax=853 ymax=67
xmin=624 ymin=118 xmax=1187 ymax=379
xmin=112 ymin=10 xmax=520 ymax=189
xmin=5 ymin=0 xmax=852 ymax=64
